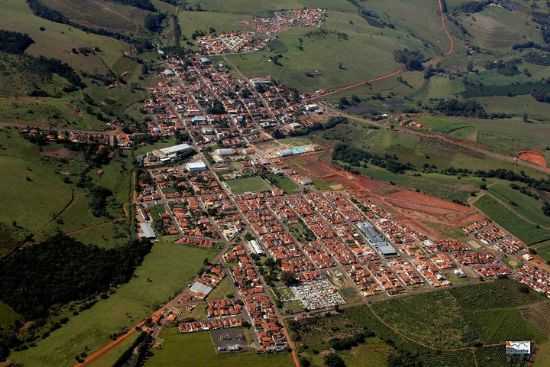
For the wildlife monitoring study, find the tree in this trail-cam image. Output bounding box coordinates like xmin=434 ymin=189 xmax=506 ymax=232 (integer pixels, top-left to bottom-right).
xmin=281 ymin=272 xmax=299 ymax=286
xmin=324 ymin=353 xmax=346 ymax=367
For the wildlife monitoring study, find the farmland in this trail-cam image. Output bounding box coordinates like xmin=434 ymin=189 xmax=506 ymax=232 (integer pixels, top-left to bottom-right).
xmin=292 ymin=279 xmax=549 ymax=367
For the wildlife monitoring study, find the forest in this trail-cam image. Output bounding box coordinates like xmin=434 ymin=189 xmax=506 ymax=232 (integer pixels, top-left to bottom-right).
xmin=0 ymin=234 xmax=153 ymax=319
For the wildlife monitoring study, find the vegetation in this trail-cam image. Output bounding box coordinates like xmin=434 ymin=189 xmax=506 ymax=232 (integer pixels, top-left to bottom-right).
xmin=0 ymin=30 xmax=34 ymax=54
xmin=393 ymin=48 xmax=425 ymax=71
xmin=226 ymin=176 xmax=272 ymax=194
xmin=0 ymin=233 xmax=152 ymax=318
xmin=10 ymin=238 xmax=216 ymax=367
xmin=145 ymin=329 xmax=292 ymax=367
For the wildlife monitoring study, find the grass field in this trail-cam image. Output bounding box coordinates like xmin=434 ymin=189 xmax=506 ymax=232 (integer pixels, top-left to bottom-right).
xmin=0 ymin=128 xmax=74 ymax=234
xmin=474 ymin=194 xmax=550 ymax=245
xmin=264 ymin=173 xmax=299 ymax=194
xmin=457 ymin=6 xmax=543 ymax=50
xmin=226 ymin=176 xmax=272 ymax=194
xmin=0 ymin=129 xmax=133 ymax=247
xmin=185 ymin=0 xmax=356 ymax=14
xmin=225 ymin=10 xmax=427 ymax=92
xmin=487 ymin=183 xmax=550 ymax=228
xmin=134 ymin=137 xmax=178 ymax=155
xmin=0 ymin=302 xmax=20 ymax=332
xmin=419 ymin=115 xmax=550 ymax=158
xmin=87 ymin=333 xmax=140 ymax=367
xmin=145 ymin=329 xmax=293 ymax=367
xmin=41 ymin=0 xmax=150 ymax=36
xmin=11 ymin=237 xmax=217 ymax=367
xmin=0 ymin=0 xmax=130 ymax=74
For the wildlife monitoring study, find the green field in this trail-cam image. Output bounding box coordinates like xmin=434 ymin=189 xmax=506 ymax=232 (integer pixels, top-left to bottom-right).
xmin=0 ymin=0 xmax=130 ymax=74
xmin=11 ymin=237 xmax=217 ymax=367
xmin=420 ymin=115 xmax=550 ymax=157
xmin=87 ymin=333 xmax=140 ymax=367
xmin=145 ymin=329 xmax=293 ymax=367
xmin=185 ymin=0 xmax=356 ymax=14
xmin=264 ymin=173 xmax=300 ymax=194
xmin=42 ymin=0 xmax=150 ymax=36
xmin=225 ymin=9 xmax=427 ymax=92
xmin=0 ymin=129 xmax=74 ymax=234
xmin=226 ymin=176 xmax=272 ymax=194
xmin=474 ymin=194 xmax=550 ymax=245
xmin=487 ymin=183 xmax=550 ymax=229
xmin=0 ymin=129 xmax=133 ymax=247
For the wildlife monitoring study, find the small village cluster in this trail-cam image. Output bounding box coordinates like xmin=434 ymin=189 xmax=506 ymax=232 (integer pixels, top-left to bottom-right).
xmin=196 ymin=8 xmax=326 ymax=55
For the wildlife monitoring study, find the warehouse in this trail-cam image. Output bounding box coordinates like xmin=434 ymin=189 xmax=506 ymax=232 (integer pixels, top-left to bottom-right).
xmin=357 ymin=221 xmax=397 ymax=257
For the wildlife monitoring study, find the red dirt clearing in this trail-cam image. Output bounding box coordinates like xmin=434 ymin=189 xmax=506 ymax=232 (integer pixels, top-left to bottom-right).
xmin=284 ymin=152 xmax=482 ymax=229
xmin=517 ymin=150 xmax=547 ymax=168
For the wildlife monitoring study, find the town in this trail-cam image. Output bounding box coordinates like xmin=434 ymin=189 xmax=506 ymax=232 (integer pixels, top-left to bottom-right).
xmin=14 ymin=46 xmax=550 ymax=358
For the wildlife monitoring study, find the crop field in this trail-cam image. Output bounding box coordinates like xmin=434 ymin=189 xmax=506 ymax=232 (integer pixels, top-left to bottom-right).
xmin=479 ymin=96 xmax=550 ymax=124
xmin=474 ymin=194 xmax=550 ymax=245
xmin=144 ymin=329 xmax=293 ymax=367
xmin=226 ymin=176 xmax=272 ymax=194
xmin=0 ymin=0 xmax=131 ymax=74
xmin=372 ymin=291 xmax=468 ymax=348
xmin=225 ymin=10 xmax=427 ymax=92
xmin=11 ymin=237 xmax=217 ymax=367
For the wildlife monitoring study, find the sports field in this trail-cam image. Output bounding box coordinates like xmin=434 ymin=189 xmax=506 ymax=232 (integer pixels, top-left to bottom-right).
xmin=226 ymin=176 xmax=272 ymax=194
xmin=11 ymin=237 xmax=217 ymax=367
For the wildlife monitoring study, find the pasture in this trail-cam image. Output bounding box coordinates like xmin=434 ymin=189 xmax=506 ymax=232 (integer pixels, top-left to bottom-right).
xmin=11 ymin=237 xmax=217 ymax=367
xmin=41 ymin=0 xmax=150 ymax=36
xmin=474 ymin=194 xmax=550 ymax=245
xmin=225 ymin=10 xmax=427 ymax=92
xmin=419 ymin=115 xmax=550 ymax=157
xmin=0 ymin=0 xmax=130 ymax=74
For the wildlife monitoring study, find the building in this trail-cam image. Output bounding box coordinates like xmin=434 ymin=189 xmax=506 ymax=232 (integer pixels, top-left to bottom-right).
xmin=186 ymin=160 xmax=208 ymax=172
xmin=149 ymin=143 xmax=194 ymax=164
xmin=506 ymin=341 xmax=531 ymax=356
xmin=357 ymin=221 xmax=397 ymax=257
xmin=139 ymin=222 xmax=157 ymax=240
xmin=246 ymin=239 xmax=264 ymax=255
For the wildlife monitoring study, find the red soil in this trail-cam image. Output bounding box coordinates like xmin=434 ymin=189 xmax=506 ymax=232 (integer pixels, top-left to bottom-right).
xmin=517 ymin=150 xmax=547 ymax=168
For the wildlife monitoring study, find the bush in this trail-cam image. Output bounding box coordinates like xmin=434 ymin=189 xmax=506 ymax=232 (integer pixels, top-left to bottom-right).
xmin=0 ymin=30 xmax=34 ymax=54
